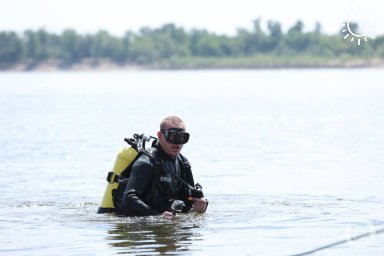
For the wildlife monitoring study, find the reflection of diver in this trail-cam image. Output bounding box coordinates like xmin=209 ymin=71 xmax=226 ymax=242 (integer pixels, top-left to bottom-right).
xmin=106 ymin=215 xmax=204 ymax=254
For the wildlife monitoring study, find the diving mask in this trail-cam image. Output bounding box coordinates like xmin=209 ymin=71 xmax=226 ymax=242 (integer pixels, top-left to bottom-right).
xmin=162 ymin=128 xmax=190 ymax=145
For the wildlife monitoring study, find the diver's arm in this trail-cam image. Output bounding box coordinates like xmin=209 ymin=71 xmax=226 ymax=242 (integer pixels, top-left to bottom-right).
xmin=121 ymin=156 xmax=160 ymax=216
xmin=123 ymin=189 xmax=159 ymax=216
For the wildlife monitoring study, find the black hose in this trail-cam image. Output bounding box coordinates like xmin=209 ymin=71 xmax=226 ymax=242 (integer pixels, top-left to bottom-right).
xmin=290 ymin=227 xmax=384 ymax=256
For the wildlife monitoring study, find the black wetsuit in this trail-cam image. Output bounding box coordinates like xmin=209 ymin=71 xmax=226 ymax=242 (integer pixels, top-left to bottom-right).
xmin=119 ymin=145 xmax=195 ymax=216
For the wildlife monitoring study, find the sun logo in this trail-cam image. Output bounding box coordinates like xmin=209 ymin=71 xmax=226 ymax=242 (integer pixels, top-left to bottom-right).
xmin=341 ymin=20 xmax=374 ymax=46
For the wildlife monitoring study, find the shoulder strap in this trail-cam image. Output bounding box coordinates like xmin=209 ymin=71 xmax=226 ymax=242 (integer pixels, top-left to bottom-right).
xmin=177 ymin=153 xmax=194 ymax=186
xmin=177 ymin=153 xmax=190 ymax=167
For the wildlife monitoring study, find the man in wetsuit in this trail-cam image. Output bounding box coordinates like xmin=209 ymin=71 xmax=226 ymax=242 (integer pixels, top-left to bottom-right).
xmin=120 ymin=116 xmax=208 ymax=218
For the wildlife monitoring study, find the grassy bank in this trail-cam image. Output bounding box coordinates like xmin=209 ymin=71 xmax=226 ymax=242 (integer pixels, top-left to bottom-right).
xmin=151 ymin=55 xmax=384 ymax=69
xmin=2 ymin=56 xmax=383 ymax=71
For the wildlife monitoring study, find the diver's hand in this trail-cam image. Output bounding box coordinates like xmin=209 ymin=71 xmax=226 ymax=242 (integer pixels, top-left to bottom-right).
xmin=162 ymin=211 xmax=174 ymax=219
xmin=191 ymin=197 xmax=208 ymax=213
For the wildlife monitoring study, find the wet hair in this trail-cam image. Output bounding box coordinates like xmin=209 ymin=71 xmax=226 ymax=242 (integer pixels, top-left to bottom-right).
xmin=160 ymin=116 xmax=185 ymax=131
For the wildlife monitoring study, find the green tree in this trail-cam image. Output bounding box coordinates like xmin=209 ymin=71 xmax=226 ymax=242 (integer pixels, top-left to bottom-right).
xmin=1 ymin=19 xmax=384 ymax=69
xmin=90 ymin=30 xmax=124 ymax=62
xmin=0 ymin=32 xmax=23 ymax=67
xmin=24 ymin=30 xmax=41 ymax=62
xmin=60 ymin=29 xmax=80 ymax=62
xmin=288 ymin=20 xmax=304 ymax=34
xmin=129 ymin=33 xmax=158 ymax=64
xmin=285 ymin=20 xmax=311 ymax=53
xmin=264 ymin=20 xmax=283 ymax=53
xmin=190 ymin=30 xmax=223 ymax=57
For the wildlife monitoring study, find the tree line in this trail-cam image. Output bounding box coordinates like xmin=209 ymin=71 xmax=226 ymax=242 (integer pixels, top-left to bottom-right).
xmin=1 ymin=19 xmax=384 ymax=69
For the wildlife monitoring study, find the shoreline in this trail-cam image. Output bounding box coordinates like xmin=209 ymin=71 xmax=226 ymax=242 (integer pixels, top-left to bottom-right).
xmin=1 ymin=57 xmax=383 ymax=72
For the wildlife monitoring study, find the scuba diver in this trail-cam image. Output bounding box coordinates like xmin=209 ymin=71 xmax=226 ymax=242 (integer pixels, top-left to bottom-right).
xmin=113 ymin=116 xmax=208 ymax=219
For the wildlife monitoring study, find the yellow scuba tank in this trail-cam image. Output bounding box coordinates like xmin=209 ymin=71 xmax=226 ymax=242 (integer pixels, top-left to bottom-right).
xmin=97 ymin=146 xmax=138 ymax=214
xmin=97 ymin=134 xmax=157 ymax=214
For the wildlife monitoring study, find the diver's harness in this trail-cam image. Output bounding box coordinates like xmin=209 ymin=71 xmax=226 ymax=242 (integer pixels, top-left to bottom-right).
xmin=107 ymin=134 xmax=207 ymax=214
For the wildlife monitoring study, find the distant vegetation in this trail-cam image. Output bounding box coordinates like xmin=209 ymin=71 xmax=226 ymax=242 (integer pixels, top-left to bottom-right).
xmin=1 ymin=19 xmax=384 ymax=69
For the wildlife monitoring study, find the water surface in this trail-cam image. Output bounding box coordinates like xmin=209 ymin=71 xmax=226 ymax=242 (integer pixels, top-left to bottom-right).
xmin=1 ymin=69 xmax=384 ymax=255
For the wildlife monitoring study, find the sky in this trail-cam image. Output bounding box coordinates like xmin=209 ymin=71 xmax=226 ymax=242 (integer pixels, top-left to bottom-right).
xmin=1 ymin=0 xmax=383 ymax=37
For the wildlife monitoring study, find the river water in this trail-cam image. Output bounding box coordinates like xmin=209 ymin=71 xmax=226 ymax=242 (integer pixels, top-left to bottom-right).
xmin=0 ymin=69 xmax=384 ymax=255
